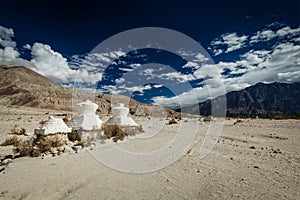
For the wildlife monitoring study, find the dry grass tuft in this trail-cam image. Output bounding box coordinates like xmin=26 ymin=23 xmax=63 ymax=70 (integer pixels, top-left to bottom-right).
xmin=102 ymin=124 xmax=127 ymax=142
xmin=62 ymin=117 xmax=69 ymax=124
xmin=168 ymin=118 xmax=178 ymax=125
xmin=203 ymin=116 xmax=212 ymax=122
xmin=67 ymin=128 xmax=81 ymax=142
xmin=10 ymin=125 xmax=27 ymax=135
xmin=174 ymin=115 xmax=182 ymax=120
xmin=39 ymin=120 xmax=47 ymax=125
xmin=14 ymin=134 xmax=66 ymax=157
xmin=1 ymin=136 xmax=20 ymax=146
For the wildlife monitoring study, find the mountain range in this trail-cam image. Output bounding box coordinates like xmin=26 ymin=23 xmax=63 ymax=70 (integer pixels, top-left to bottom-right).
xmin=1 ymin=65 xmax=299 ymax=117
xmin=177 ymin=82 xmax=300 ymax=116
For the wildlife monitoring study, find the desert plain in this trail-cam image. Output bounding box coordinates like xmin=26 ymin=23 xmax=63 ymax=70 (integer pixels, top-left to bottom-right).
xmin=0 ymin=105 xmax=299 ymax=200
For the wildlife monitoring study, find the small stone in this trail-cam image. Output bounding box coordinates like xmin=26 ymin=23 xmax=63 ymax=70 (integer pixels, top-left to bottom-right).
xmin=1 ymin=159 xmax=12 ymax=166
xmin=253 ymin=166 xmax=259 ymax=169
xmin=0 ymin=167 xmax=5 ymax=173
xmin=72 ymin=145 xmax=82 ymax=153
xmin=249 ymin=146 xmax=256 ymax=149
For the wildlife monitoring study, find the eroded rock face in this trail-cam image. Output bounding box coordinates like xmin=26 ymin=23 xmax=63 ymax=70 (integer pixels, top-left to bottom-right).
xmin=106 ymin=103 xmax=138 ymax=126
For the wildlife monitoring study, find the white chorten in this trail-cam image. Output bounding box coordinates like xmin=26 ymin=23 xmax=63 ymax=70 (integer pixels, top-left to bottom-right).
xmin=71 ymin=100 xmax=103 ymax=130
xmin=40 ymin=116 xmax=71 ymax=134
xmin=107 ymin=103 xmax=138 ymax=126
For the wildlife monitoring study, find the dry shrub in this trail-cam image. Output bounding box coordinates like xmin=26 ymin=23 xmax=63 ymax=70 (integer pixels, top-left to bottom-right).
xmin=233 ymin=119 xmax=242 ymax=125
xmin=68 ymin=128 xmax=81 ymax=141
xmin=102 ymin=124 xmax=127 ymax=142
xmin=175 ymin=115 xmax=182 ymax=120
xmin=10 ymin=125 xmax=27 ymax=135
xmin=14 ymin=134 xmax=66 ymax=157
xmin=1 ymin=136 xmax=20 ymax=146
xmin=62 ymin=117 xmax=69 ymax=124
xmin=168 ymin=118 xmax=177 ymax=125
xmin=122 ymin=125 xmax=144 ymax=136
xmin=16 ymin=139 xmax=34 ymax=157
xmin=203 ymin=116 xmax=212 ymax=122
xmin=39 ymin=120 xmax=47 ymax=125
xmin=75 ymin=141 xmax=84 ymax=147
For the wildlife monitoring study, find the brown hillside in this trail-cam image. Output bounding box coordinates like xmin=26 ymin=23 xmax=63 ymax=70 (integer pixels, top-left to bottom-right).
xmin=0 ymin=65 xmax=176 ymax=117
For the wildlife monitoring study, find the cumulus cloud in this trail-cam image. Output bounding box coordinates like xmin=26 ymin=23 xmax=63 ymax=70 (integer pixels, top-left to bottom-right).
xmin=152 ymin=84 xmax=226 ymax=108
xmin=24 ymin=42 xmax=76 ymax=83
xmin=210 ymin=26 xmax=300 ymax=56
xmin=210 ymin=32 xmax=248 ymax=55
xmin=153 ymin=40 xmax=300 ymax=107
xmin=1 ymin=24 xmax=299 ymax=109
xmin=250 ymin=26 xmax=300 ymax=43
xmin=0 ymin=25 xmax=20 ymax=63
xmin=182 ymin=52 xmax=210 ymax=69
xmin=0 ymin=46 xmax=20 ymax=62
xmin=101 ymin=83 xmax=158 ymax=96
xmin=0 ymin=25 xmax=16 ymax=48
xmin=158 ymin=72 xmax=195 ymax=83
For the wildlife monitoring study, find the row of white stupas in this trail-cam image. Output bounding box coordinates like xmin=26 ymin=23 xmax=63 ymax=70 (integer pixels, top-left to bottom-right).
xmin=38 ymin=101 xmax=137 ymax=135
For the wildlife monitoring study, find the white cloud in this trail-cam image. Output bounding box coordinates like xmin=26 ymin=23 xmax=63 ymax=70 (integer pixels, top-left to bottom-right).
xmin=116 ymin=77 xmax=125 ymax=84
xmin=102 ymin=84 xmax=154 ymax=95
xmin=158 ymin=72 xmax=195 ymax=83
xmin=182 ymin=53 xmax=209 ymax=69
xmin=250 ymin=26 xmax=300 ymax=43
xmin=278 ymin=71 xmax=300 ymax=82
xmin=212 ymin=49 xmax=223 ymax=56
xmin=120 ymin=84 xmax=152 ymax=93
xmin=250 ymin=30 xmax=276 ymax=43
xmin=195 ymin=53 xmax=209 ymax=62
xmin=119 ymin=68 xmax=134 ymax=72
xmin=153 ymin=40 xmax=300 ymax=107
xmin=211 ymin=32 xmax=248 ymax=55
xmin=24 ymin=43 xmax=108 ymax=85
xmin=152 ymin=84 xmax=226 ymax=108
xmin=0 ymin=46 xmax=20 ymax=62
xmin=153 ymin=84 xmax=163 ymax=88
xmin=293 ymin=37 xmax=300 ymax=42
xmin=183 ymin=61 xmax=199 ymax=68
xmin=0 ymin=26 xmax=16 ymax=48
xmin=0 ymin=26 xmax=20 ymax=63
xmin=25 ymin=42 xmax=76 ymax=83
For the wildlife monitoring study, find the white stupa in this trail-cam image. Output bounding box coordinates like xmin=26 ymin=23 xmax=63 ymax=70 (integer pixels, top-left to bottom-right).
xmin=71 ymin=100 xmax=103 ymax=130
xmin=106 ymin=103 xmax=138 ymax=126
xmin=39 ymin=116 xmax=71 ymax=134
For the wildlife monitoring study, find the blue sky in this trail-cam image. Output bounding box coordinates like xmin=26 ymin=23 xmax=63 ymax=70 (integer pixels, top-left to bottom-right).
xmin=0 ymin=0 xmax=299 ymax=108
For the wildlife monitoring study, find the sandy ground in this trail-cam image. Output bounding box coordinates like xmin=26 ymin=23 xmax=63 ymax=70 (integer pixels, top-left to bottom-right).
xmin=0 ymin=105 xmax=299 ymax=200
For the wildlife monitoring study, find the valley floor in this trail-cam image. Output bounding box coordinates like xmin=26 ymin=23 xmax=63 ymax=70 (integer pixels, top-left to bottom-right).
xmin=0 ymin=106 xmax=299 ymax=199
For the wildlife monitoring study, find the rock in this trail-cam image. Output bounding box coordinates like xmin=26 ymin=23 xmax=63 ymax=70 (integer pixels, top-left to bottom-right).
xmin=0 ymin=167 xmax=5 ymax=173
xmin=0 ymin=158 xmax=12 ymax=166
xmin=72 ymin=145 xmax=82 ymax=153
xmin=62 ymin=145 xmax=73 ymax=153
xmin=249 ymin=146 xmax=256 ymax=149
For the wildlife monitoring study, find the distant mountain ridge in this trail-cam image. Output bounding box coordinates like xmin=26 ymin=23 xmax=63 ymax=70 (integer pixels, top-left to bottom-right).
xmin=177 ymin=82 xmax=300 ymax=116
